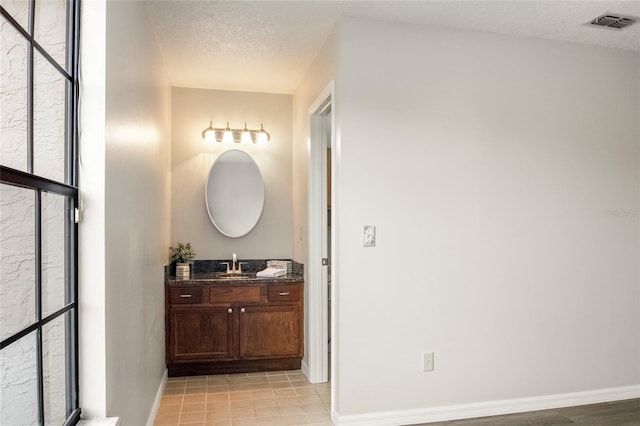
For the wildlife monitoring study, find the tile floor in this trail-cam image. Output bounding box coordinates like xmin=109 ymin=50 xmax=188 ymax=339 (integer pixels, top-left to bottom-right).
xmin=153 ymin=370 xmax=332 ymax=426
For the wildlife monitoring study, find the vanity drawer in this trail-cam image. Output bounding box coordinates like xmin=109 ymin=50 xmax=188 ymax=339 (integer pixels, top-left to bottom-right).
xmin=268 ymin=284 xmax=299 ymax=302
xmin=169 ymin=287 xmax=203 ymax=304
xmin=210 ymin=286 xmax=261 ymax=304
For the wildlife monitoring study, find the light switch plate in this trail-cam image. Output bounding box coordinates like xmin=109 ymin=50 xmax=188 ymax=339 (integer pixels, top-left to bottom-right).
xmin=422 ymin=352 xmax=434 ymax=372
xmin=363 ymin=225 xmax=376 ymax=247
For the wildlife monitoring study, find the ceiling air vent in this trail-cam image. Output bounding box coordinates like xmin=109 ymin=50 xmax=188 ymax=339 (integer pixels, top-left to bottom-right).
xmin=588 ymin=13 xmax=638 ymax=30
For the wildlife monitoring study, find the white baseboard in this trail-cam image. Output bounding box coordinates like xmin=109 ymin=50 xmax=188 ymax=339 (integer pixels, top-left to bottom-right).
xmin=146 ymin=369 xmax=168 ymax=426
xmin=334 ymin=385 xmax=640 ymax=425
xmin=301 ymin=359 xmax=310 ymax=380
xmin=78 ymin=418 xmax=119 ymax=426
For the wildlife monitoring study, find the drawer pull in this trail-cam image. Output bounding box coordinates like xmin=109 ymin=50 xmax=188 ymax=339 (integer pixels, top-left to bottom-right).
xmin=279 ymin=292 xmax=290 ymax=296
xmin=227 ymin=308 xmax=233 ymax=314
xmin=180 ymin=294 xmax=192 ymax=298
xmin=240 ymin=308 xmax=246 ymax=313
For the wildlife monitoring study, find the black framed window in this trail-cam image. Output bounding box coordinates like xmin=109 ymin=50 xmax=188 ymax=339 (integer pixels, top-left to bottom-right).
xmin=1 ymin=0 xmax=81 ymax=424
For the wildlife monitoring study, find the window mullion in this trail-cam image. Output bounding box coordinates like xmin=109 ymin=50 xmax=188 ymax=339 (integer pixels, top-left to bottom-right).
xmin=70 ymin=0 xmax=80 ymax=188
xmin=35 ymin=187 xmax=45 ymax=426
xmin=36 ymin=328 xmax=45 ymax=426
xmin=69 ymin=0 xmax=81 ymax=414
xmin=65 ymin=195 xmax=75 ymax=416
xmin=65 ymin=0 xmax=72 ymax=185
xmin=26 ymin=0 xmax=35 ymax=174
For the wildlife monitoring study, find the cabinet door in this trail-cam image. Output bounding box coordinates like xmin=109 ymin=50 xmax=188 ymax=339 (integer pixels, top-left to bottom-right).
xmin=239 ymin=305 xmax=300 ymax=359
xmin=169 ymin=307 xmax=234 ymax=361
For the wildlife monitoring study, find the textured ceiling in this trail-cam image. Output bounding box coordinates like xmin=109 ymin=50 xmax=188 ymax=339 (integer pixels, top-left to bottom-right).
xmin=145 ymin=1 xmax=640 ymax=94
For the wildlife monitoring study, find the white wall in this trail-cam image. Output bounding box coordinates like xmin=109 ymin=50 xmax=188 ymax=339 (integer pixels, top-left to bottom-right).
xmin=80 ymin=1 xmax=172 ymax=424
xmin=171 ymin=87 xmax=293 ymax=260
xmin=292 ymin=25 xmax=340 ymax=264
xmin=334 ymin=17 xmax=640 ymax=418
xmin=79 ymin=0 xmax=107 ymax=417
xmin=104 ymin=1 xmax=171 ymax=424
xmin=331 ymin=17 xmax=639 ymax=421
xmin=292 ymin=24 xmax=340 ymax=371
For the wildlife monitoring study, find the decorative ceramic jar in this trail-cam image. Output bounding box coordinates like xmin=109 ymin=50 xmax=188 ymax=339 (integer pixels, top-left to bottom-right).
xmin=176 ymin=262 xmax=190 ymax=279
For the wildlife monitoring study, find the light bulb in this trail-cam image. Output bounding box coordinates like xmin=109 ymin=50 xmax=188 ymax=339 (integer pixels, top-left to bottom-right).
xmin=241 ymin=123 xmax=252 ymax=144
xmin=204 ymin=130 xmax=216 ymax=143
xmin=202 ymin=121 xmax=216 ymax=143
xmin=222 ymin=122 xmax=234 ymax=144
xmin=257 ymin=123 xmax=269 ymax=145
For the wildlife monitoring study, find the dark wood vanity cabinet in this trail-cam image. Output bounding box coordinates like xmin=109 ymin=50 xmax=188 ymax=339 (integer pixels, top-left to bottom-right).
xmin=165 ymin=282 xmax=303 ymax=376
xmin=168 ymin=307 xmax=234 ymax=361
xmin=239 ymin=305 xmax=300 ymax=358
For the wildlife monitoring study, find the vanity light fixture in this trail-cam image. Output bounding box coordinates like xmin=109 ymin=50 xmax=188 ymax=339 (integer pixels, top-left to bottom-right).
xmin=201 ymin=121 xmax=271 ymax=145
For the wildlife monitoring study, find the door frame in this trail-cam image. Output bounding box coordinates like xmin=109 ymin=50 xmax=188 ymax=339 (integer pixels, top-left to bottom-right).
xmin=306 ymin=81 xmax=335 ymax=385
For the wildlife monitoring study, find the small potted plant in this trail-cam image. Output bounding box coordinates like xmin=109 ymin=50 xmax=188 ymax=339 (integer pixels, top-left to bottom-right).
xmin=169 ymin=242 xmax=196 ymax=279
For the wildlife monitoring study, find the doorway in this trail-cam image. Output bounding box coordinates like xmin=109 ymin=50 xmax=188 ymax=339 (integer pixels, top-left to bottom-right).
xmin=306 ymin=81 xmax=335 ymax=389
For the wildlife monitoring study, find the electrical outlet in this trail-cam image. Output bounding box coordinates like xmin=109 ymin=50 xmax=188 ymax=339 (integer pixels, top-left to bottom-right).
xmin=422 ymin=352 xmax=434 ymax=372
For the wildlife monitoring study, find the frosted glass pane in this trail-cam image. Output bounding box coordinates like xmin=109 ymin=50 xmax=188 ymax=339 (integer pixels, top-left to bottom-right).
xmin=0 ymin=332 xmax=39 ymax=426
xmin=42 ymin=192 xmax=67 ymax=317
xmin=1 ymin=16 xmax=29 ymax=172
xmin=43 ymin=314 xmax=68 ymax=424
xmin=0 ymin=184 xmax=36 ymax=341
xmin=34 ymin=0 xmax=68 ymax=70
xmin=0 ymin=0 xmax=29 ymax=31
xmin=33 ymin=49 xmax=67 ymax=183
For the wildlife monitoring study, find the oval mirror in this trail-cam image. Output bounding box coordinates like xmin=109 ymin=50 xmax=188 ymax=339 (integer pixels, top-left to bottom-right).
xmin=205 ymin=150 xmax=265 ymax=238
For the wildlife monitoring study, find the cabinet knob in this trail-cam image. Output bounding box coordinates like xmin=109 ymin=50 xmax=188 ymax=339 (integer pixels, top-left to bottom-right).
xmin=227 ymin=308 xmax=233 ymax=314
xmin=240 ymin=307 xmax=246 ymax=313
xmin=180 ymin=294 xmax=192 ymax=298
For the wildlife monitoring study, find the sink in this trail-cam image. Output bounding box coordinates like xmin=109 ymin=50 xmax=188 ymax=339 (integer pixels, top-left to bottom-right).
xmin=173 ymin=272 xmax=257 ymax=282
xmin=212 ymin=273 xmax=254 ymax=280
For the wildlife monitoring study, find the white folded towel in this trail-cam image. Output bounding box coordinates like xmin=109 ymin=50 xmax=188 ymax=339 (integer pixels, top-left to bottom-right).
xmin=256 ymin=267 xmax=287 ymax=278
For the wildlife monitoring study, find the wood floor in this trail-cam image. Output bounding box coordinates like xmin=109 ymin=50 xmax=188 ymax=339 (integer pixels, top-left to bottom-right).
xmin=420 ymin=398 xmax=640 ymax=426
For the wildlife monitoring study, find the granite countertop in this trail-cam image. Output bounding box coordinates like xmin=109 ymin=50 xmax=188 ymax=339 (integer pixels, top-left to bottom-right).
xmin=166 ymin=272 xmax=304 ymax=286
xmin=165 ymin=259 xmax=304 ymax=285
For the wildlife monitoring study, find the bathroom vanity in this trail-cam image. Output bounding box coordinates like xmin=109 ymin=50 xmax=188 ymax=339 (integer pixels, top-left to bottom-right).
xmin=165 ymin=151 xmax=305 ymax=376
xmin=165 ymin=263 xmax=304 ymax=376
